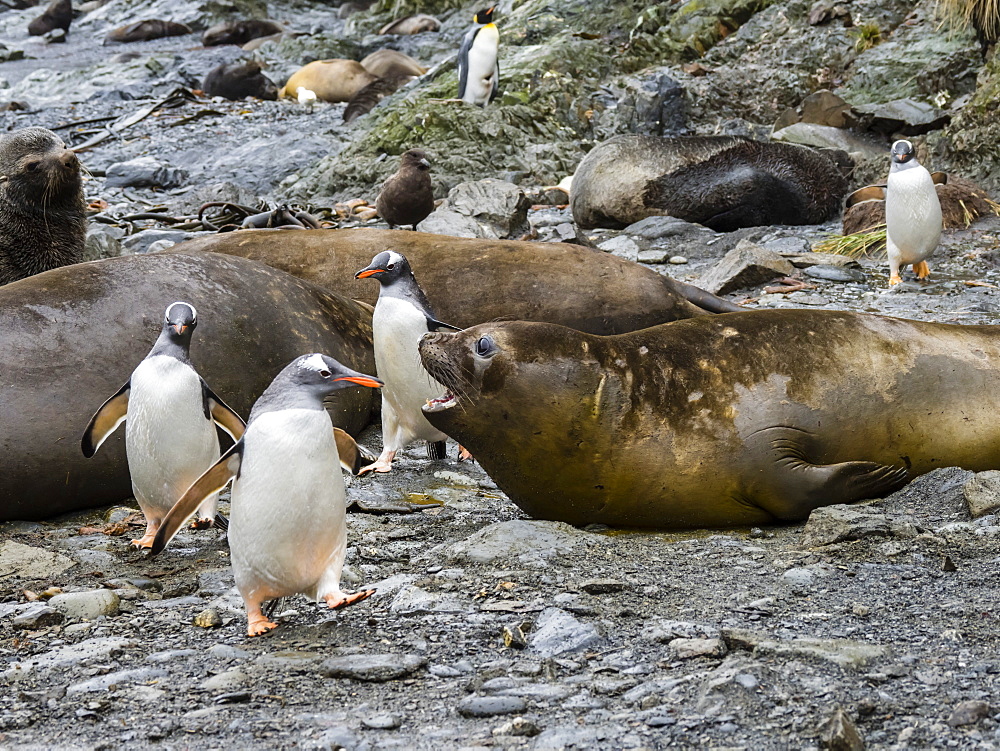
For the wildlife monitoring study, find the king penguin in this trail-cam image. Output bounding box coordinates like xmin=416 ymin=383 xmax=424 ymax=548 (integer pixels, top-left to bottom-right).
xmin=355 ymin=250 xmax=461 ymax=473
xmin=884 ymin=140 xmax=943 ymax=286
xmin=457 ymin=6 xmax=499 ymax=106
xmin=82 ymin=302 xmax=246 ymax=549
xmin=149 ymin=353 xmax=383 ymax=637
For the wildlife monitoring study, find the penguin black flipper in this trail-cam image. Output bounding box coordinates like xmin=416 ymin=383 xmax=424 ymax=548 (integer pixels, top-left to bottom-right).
xmin=426 ymin=315 xmax=461 ymax=332
xmin=456 ymin=26 xmax=476 ymax=100
xmin=490 ymin=59 xmax=499 ymax=103
xmin=201 ymin=380 xmax=247 ymax=441
xmin=844 ymin=185 xmax=887 ymax=209
xmin=333 ymin=427 xmax=377 ymax=475
xmin=81 ymin=380 xmax=131 ymax=458
xmin=931 ymin=171 xmax=948 ymax=186
xmin=149 ymin=440 xmax=243 ymax=556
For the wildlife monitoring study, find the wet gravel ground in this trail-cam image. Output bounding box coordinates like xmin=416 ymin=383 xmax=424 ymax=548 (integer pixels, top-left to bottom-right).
xmin=5 ymin=3 xmax=1000 ymax=749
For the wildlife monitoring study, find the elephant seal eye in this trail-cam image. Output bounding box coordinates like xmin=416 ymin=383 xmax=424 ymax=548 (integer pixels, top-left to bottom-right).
xmin=475 ymin=336 xmax=494 ymax=357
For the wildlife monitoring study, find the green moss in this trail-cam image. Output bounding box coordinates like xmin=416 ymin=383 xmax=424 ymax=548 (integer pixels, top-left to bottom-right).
xmin=271 ymin=33 xmax=361 ymax=65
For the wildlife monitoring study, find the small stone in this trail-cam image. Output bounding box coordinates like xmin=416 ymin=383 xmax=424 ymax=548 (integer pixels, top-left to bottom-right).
xmin=697 ymin=239 xmax=794 ymax=295
xmin=320 ymin=653 xmax=426 ymax=682
xmin=597 ymin=235 xmax=640 ymax=262
xmin=503 ymin=624 xmax=528 ymax=649
xmin=852 ymin=604 xmax=871 ymax=617
xmin=201 ymin=670 xmax=249 ymax=692
xmin=106 ymin=156 xmax=188 ymax=189
xmin=668 ymin=255 xmax=688 ymax=264
xmin=637 ymin=249 xmax=669 ymax=264
xmin=668 ymin=637 xmax=727 ymax=659
xmin=362 ymin=713 xmax=401 ymax=730
xmin=193 ymin=608 xmax=223 ymax=628
xmin=962 ymin=471 xmax=1000 ymax=518
xmin=782 ymin=567 xmax=815 ymax=589
xmin=492 ymin=716 xmax=541 ymax=737
xmin=48 ymin=589 xmax=120 ymax=620
xmin=13 ymin=604 xmax=65 ymax=630
xmin=947 ymin=699 xmax=990 ymax=727
xmin=457 ymin=696 xmax=527 ymax=718
xmin=941 ymin=555 xmax=958 ymax=572
xmin=0 ymin=541 xmax=74 ymax=579
xmin=579 ymin=579 xmax=625 ymax=595
xmin=820 ymin=707 xmax=864 ymax=750
xmin=529 ymin=608 xmax=603 ymax=657
xmin=803 ymin=264 xmax=866 ymax=283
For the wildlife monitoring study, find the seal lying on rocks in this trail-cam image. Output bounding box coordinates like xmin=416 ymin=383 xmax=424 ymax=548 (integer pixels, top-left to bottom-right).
xmin=0 ymin=251 xmax=376 ymax=522
xmin=418 ymin=309 xmax=1000 ymax=529
xmin=203 ymin=60 xmax=278 ymax=101
xmin=0 ymin=127 xmax=85 ymax=286
xmin=105 ymin=20 xmax=191 ymax=43
xmin=172 ymin=228 xmax=742 ymax=333
xmin=571 ymin=135 xmax=848 ymax=231
xmin=279 ymin=60 xmax=377 ymax=103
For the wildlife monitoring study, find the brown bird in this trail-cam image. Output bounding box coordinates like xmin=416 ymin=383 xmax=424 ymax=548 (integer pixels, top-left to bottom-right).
xmin=375 ymin=149 xmax=434 ymax=230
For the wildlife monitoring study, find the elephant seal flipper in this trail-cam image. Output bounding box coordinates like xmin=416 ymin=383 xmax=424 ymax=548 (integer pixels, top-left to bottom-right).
xmin=81 ymin=382 xmax=130 ymax=458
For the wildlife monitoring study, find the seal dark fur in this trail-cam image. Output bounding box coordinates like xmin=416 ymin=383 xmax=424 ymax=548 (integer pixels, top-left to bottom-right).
xmin=173 ymin=228 xmax=743 ymax=333
xmin=0 ymin=127 xmax=85 ymax=286
xmin=203 ymin=60 xmax=278 ymax=101
xmin=202 ymin=19 xmax=284 ymax=47
xmin=105 ymin=20 xmax=192 ymax=43
xmin=572 ymin=135 xmax=848 ymax=231
xmin=0 ymin=251 xmax=376 ymax=521
xmin=419 ymin=310 xmax=1000 ymax=529
xmin=28 ymin=0 xmax=72 ymax=36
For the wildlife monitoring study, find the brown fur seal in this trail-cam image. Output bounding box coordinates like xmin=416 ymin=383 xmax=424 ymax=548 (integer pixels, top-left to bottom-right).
xmin=360 ymin=49 xmax=427 ymax=78
xmin=418 ymin=309 xmax=1000 ymax=529
xmin=279 ymin=60 xmax=378 ymax=103
xmin=378 ymin=14 xmax=440 ymax=35
xmin=572 ymin=135 xmax=848 ymax=231
xmin=203 ymin=60 xmax=278 ymax=101
xmin=28 ymin=0 xmax=72 ymax=36
xmin=171 ymin=228 xmax=743 ymax=332
xmin=343 ymin=73 xmax=412 ymax=122
xmin=202 ymin=19 xmax=284 ymax=47
xmin=105 ymin=19 xmax=192 ymax=43
xmin=0 ymin=127 xmax=85 ymax=286
xmin=0 ymin=251 xmax=376 ymax=522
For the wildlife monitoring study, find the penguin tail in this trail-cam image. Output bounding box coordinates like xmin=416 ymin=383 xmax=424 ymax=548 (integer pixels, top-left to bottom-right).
xmin=213 ymin=513 xmax=230 ymax=531
xmin=426 ymin=440 xmax=447 ymax=460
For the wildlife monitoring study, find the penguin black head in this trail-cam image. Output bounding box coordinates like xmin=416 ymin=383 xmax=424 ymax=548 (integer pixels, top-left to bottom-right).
xmin=163 ymin=301 xmax=197 ymax=341
xmin=891 ymin=140 xmax=914 ymax=165
xmin=355 ymin=250 xmax=411 ymax=284
xmin=473 ymin=6 xmax=495 ymax=24
xmin=401 ymin=149 xmax=431 ymax=172
xmin=252 ymin=353 xmax=382 ymax=418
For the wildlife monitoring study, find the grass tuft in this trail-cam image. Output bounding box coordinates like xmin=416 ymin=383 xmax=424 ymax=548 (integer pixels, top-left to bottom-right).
xmin=812 ymin=225 xmax=887 ymax=257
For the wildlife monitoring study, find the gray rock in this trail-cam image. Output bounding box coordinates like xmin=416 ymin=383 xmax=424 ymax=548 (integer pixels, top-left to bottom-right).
xmin=853 ymin=98 xmax=950 ymax=136
xmin=820 ymin=707 xmax=865 ymax=750
xmin=362 ymin=713 xmax=401 ymax=730
xmin=579 ymin=579 xmax=625 ymax=595
xmin=697 ymin=239 xmax=794 ymax=294
xmin=416 ymin=208 xmax=482 ymax=239
xmin=0 ymin=541 xmax=74 ymax=580
xmin=443 ymin=520 xmax=589 ymax=565
xmin=419 ymin=179 xmax=530 ymax=239
xmin=641 ymin=619 xmax=720 ymax=642
xmin=803 ymin=264 xmax=867 ymax=282
xmin=593 ymin=67 xmax=686 ymax=137
xmin=669 ymin=637 xmax=727 ymax=659
xmin=771 ymin=123 xmax=884 ymax=160
xmin=799 ymin=90 xmax=853 ymax=128
xmin=106 ymin=156 xmax=188 ymax=189
xmin=147 ymin=649 xmax=197 ymax=663
xmin=67 ymin=667 xmax=167 ymax=695
xmin=783 ymin=251 xmax=861 ymax=269
xmin=801 ymin=505 xmax=919 ymax=548
xmin=122 ymin=230 xmax=193 ymax=255
xmin=963 ymin=471 xmax=1000 ymax=518
xmin=456 ymin=695 xmax=527 ymax=718
xmin=201 ymin=669 xmax=249 ymax=691
xmin=12 ymin=604 xmax=65 ymax=630
xmin=723 ymin=628 xmax=889 ymax=668
xmin=624 ymin=215 xmax=713 ymax=241
xmin=48 ymin=589 xmax=120 ymax=620
xmin=492 ymin=716 xmax=542 ymax=737
xmin=946 ymin=699 xmax=990 ymax=727
xmin=256 ymin=651 xmax=321 ymax=671
xmin=597 ymin=235 xmax=640 ymax=262
xmin=781 ymin=567 xmax=816 ymax=589
xmin=669 ymin=255 xmax=688 ymax=264
xmin=389 ymin=585 xmax=466 ymax=614
xmin=529 ymin=608 xmax=603 ymax=658
xmin=83 ymin=225 xmax=125 ymax=261
xmin=320 ymin=653 xmax=427 ymax=682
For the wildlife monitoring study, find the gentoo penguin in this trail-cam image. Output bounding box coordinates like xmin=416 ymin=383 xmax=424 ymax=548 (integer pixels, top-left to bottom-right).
xmin=457 ymin=6 xmax=499 ymax=106
xmin=82 ymin=302 xmax=245 ymax=548
xmin=149 ymin=354 xmax=383 ymax=636
xmin=375 ymin=149 xmax=434 ymax=230
xmin=355 ymin=250 xmax=460 ymax=473
xmin=846 ymin=140 xmax=945 ymax=286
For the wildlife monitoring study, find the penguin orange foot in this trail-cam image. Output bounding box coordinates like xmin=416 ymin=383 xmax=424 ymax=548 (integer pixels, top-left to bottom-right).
xmin=359 ymin=450 xmax=396 ymax=474
xmin=889 ymin=274 xmax=903 ymax=286
xmin=324 ymin=589 xmax=376 ymax=610
xmin=246 ymin=607 xmax=279 ymax=637
xmin=189 ymin=517 xmax=214 ymax=530
xmin=130 ymin=533 xmax=157 ymax=549
xmin=913 ymin=261 xmax=930 ymax=280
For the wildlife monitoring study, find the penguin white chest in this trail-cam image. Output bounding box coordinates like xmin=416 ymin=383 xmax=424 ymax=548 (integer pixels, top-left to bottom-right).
xmin=373 ymin=297 xmax=448 ymax=442
xmin=125 ymin=356 xmax=219 ymax=511
xmin=229 ymin=409 xmax=346 ymax=600
xmin=885 ymin=167 xmax=942 ymax=264
xmin=463 ymin=24 xmax=499 ymax=105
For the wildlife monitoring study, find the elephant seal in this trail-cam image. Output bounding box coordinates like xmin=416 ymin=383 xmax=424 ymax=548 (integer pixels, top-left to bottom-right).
xmin=0 ymin=251 xmax=375 ymax=522
xmin=571 ymin=135 xmax=848 ymax=231
xmin=171 ymin=228 xmax=742 ymax=332
xmin=279 ymin=60 xmax=377 ymax=103
xmin=360 ymin=49 xmax=427 ymax=78
xmin=378 ymin=14 xmax=440 ymax=35
xmin=0 ymin=127 xmax=85 ymax=286
xmin=203 ymin=60 xmax=278 ymax=101
xmin=418 ymin=309 xmax=1000 ymax=529
xmin=105 ymin=20 xmax=192 ymax=43
xmin=202 ymin=19 xmax=284 ymax=47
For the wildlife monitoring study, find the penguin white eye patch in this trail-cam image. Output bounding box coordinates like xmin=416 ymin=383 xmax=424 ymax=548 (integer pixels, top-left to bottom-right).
xmin=165 ymin=301 xmax=197 ymax=322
